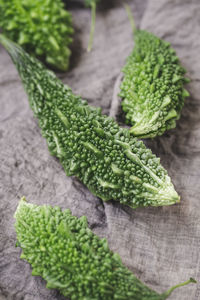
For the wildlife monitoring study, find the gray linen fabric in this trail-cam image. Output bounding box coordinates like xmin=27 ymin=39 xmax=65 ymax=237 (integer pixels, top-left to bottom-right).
xmin=0 ymin=0 xmax=199 ymax=299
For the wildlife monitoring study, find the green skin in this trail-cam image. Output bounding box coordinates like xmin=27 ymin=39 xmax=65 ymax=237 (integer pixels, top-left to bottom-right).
xmin=14 ymin=198 xmax=196 ymax=300
xmin=85 ymin=0 xmax=100 ymax=52
xmin=120 ymin=29 xmax=190 ymax=138
xmin=0 ymin=0 xmax=73 ymax=71
xmin=85 ymin=0 xmax=100 ymax=7
xmin=0 ymin=34 xmax=180 ymax=209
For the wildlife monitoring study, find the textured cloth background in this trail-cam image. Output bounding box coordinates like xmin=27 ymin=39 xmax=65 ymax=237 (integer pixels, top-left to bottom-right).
xmin=0 ymin=0 xmax=200 ymax=299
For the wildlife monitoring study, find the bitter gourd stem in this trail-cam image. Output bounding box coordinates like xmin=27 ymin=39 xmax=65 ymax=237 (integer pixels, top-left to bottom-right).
xmin=162 ymin=278 xmax=197 ymax=299
xmin=124 ymin=4 xmax=137 ymax=34
xmin=87 ymin=2 xmax=96 ymax=52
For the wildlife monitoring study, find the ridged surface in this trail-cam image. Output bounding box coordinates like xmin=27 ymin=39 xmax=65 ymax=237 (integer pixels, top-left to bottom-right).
xmin=0 ymin=35 xmax=179 ymax=208
xmin=15 ymin=198 xmax=165 ymax=300
xmin=120 ymin=30 xmax=190 ymax=138
xmin=0 ymin=0 xmax=73 ymax=71
xmin=0 ymin=1 xmax=199 ymax=299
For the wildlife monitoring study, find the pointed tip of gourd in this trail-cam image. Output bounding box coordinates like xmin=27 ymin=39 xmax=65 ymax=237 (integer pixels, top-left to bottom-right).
xmin=0 ymin=34 xmax=10 ymax=51
xmin=182 ymin=88 xmax=190 ymax=98
xmin=156 ymin=189 xmax=180 ymax=207
xmin=0 ymin=34 xmax=14 ymax=49
xmin=14 ymin=196 xmax=27 ymax=218
xmin=165 ymin=183 xmax=181 ymax=205
xmin=0 ymin=33 xmax=6 ymax=42
xmin=129 ymin=122 xmax=158 ymax=137
xmin=145 ymin=178 xmax=180 ymax=207
xmin=14 ymin=196 xmax=34 ymax=221
xmin=0 ymin=34 xmax=22 ymax=64
xmin=20 ymin=252 xmax=26 ymax=259
xmin=129 ymin=122 xmax=148 ymax=136
xmin=18 ymin=196 xmax=28 ymax=208
xmin=20 ymin=196 xmax=27 ymax=202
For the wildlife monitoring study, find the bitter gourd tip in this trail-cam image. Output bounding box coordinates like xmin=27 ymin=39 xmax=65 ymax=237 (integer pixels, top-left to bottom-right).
xmin=0 ymin=34 xmax=12 ymax=50
xmin=1 ymin=35 xmax=180 ymax=209
xmin=0 ymin=34 xmax=24 ymax=67
xmin=14 ymin=196 xmax=27 ymax=219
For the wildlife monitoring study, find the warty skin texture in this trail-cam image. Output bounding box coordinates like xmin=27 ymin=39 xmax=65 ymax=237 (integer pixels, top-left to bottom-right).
xmin=0 ymin=0 xmax=73 ymax=71
xmin=14 ymin=198 xmax=196 ymax=300
xmin=120 ymin=29 xmax=190 ymax=138
xmin=0 ymin=34 xmax=180 ymax=209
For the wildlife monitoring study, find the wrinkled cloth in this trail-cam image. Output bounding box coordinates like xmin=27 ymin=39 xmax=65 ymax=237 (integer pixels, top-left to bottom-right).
xmin=0 ymin=0 xmax=200 ymax=299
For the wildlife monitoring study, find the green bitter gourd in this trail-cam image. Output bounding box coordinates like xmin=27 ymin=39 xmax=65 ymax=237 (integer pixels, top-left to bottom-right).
xmin=14 ymin=197 xmax=196 ymax=300
xmin=119 ymin=5 xmax=190 ymax=138
xmin=0 ymin=34 xmax=180 ymax=209
xmin=0 ymin=0 xmax=73 ymax=71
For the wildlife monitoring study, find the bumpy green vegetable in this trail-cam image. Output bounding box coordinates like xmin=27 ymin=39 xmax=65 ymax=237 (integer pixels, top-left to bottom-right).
xmin=0 ymin=0 xmax=73 ymax=71
xmin=120 ymin=5 xmax=190 ymax=138
xmin=14 ymin=197 xmax=196 ymax=300
xmin=85 ymin=0 xmax=100 ymax=52
xmin=0 ymin=34 xmax=180 ymax=209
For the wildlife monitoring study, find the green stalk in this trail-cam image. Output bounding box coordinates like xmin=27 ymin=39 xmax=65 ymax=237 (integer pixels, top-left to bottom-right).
xmin=162 ymin=278 xmax=197 ymax=299
xmin=124 ymin=4 xmax=137 ymax=34
xmin=87 ymin=1 xmax=96 ymax=52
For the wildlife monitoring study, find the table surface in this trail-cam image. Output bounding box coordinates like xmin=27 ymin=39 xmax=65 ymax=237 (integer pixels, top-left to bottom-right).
xmin=0 ymin=0 xmax=200 ymax=299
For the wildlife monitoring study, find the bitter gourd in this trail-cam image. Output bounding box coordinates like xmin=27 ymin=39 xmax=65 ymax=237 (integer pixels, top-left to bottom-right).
xmin=85 ymin=0 xmax=100 ymax=52
xmin=119 ymin=5 xmax=190 ymax=138
xmin=14 ymin=197 xmax=196 ymax=300
xmin=0 ymin=0 xmax=73 ymax=71
xmin=0 ymin=34 xmax=180 ymax=209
